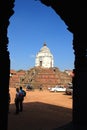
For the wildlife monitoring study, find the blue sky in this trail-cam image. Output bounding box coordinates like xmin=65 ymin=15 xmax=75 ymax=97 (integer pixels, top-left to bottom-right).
xmin=8 ymin=0 xmax=74 ymax=71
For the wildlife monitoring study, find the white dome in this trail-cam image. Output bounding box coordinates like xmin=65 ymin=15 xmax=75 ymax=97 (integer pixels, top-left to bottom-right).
xmin=40 ymin=43 xmax=51 ymax=53
xmin=35 ymin=43 xmax=54 ymax=68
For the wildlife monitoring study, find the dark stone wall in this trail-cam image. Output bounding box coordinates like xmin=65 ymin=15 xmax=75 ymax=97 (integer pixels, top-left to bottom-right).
xmin=41 ymin=0 xmax=87 ymax=128
xmin=0 ymin=1 xmax=15 ymax=130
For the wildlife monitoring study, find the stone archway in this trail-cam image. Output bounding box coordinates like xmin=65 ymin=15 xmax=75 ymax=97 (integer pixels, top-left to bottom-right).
xmin=0 ymin=0 xmax=87 ymax=130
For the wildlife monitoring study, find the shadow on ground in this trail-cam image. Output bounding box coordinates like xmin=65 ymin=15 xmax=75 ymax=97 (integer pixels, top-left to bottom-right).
xmin=8 ymin=101 xmax=72 ymax=130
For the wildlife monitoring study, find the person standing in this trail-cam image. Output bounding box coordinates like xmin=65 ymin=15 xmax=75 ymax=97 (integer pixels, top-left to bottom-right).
xmin=14 ymin=88 xmax=20 ymax=114
xmin=19 ymin=86 xmax=24 ymax=112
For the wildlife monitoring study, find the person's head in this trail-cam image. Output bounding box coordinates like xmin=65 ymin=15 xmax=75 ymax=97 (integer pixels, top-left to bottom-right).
xmin=20 ymin=86 xmax=22 ymax=90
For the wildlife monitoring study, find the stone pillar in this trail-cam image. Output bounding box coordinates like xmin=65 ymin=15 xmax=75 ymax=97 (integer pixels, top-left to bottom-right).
xmin=73 ymin=32 xmax=87 ymax=126
xmin=0 ymin=1 xmax=15 ymax=130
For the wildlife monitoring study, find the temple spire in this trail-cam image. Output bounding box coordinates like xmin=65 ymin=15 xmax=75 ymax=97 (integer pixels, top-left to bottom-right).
xmin=43 ymin=42 xmax=47 ymax=46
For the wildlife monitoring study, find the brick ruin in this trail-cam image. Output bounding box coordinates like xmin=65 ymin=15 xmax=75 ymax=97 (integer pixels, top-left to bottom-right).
xmin=10 ymin=67 xmax=73 ymax=89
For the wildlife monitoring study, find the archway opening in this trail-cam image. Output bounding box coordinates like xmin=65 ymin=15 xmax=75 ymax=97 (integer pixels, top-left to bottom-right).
xmin=8 ymin=1 xmax=74 ymax=129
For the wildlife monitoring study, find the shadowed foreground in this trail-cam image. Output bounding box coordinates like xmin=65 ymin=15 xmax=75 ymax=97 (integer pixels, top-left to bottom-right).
xmin=8 ymin=88 xmax=72 ymax=130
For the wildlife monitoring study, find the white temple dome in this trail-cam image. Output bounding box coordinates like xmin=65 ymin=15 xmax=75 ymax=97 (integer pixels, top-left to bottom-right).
xmin=35 ymin=43 xmax=54 ymax=68
xmin=40 ymin=43 xmax=51 ymax=53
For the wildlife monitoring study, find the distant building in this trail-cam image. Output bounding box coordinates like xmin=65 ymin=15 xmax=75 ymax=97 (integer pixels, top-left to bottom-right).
xmin=9 ymin=44 xmax=73 ymax=88
xmin=35 ymin=43 xmax=54 ymax=68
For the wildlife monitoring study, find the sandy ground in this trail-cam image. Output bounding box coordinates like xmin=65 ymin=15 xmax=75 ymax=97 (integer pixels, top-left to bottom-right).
xmin=8 ymin=88 xmax=72 ymax=130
